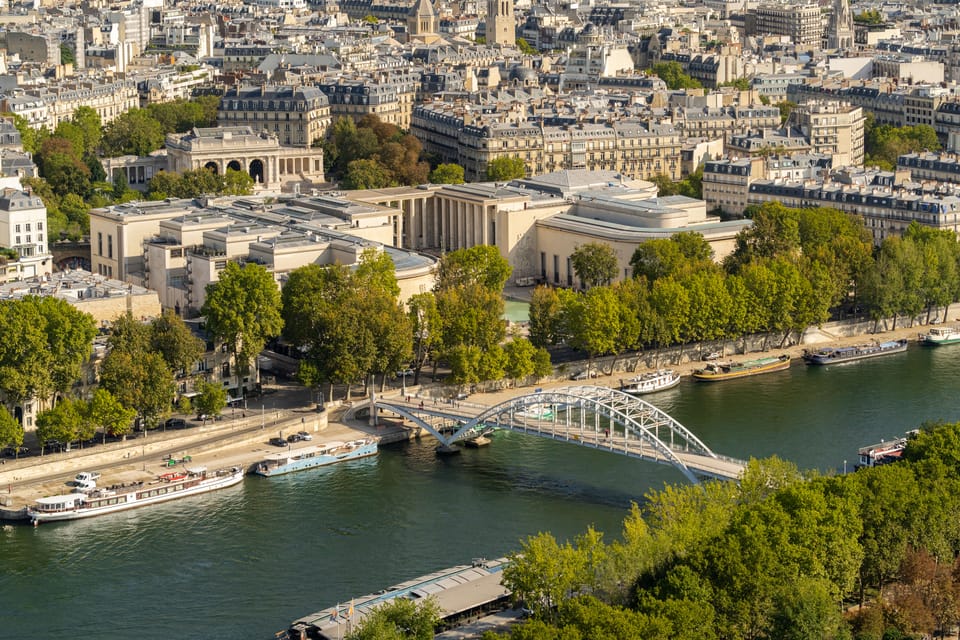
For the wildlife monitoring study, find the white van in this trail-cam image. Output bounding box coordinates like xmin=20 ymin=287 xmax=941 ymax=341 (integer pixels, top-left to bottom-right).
xmin=75 ymin=472 xmax=101 ymax=484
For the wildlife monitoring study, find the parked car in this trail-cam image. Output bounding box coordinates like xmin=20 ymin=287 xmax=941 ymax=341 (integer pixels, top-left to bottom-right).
xmin=395 ymin=368 xmax=414 ymax=378
xmin=286 ymin=433 xmax=303 ymax=443
xmin=570 ymin=369 xmax=598 ymax=381
xmin=165 ymin=418 xmax=187 ymax=430
xmin=269 ymin=437 xmax=289 ymax=447
xmin=702 ymin=351 xmax=722 ymax=361
xmin=1 ymin=446 xmax=29 ymax=457
xmin=297 ymin=431 xmax=313 ymax=441
xmin=75 ymin=472 xmax=101 ymax=484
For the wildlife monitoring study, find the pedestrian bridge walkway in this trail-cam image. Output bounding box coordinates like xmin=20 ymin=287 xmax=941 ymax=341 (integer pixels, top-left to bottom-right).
xmin=375 ymin=385 xmax=746 ymax=484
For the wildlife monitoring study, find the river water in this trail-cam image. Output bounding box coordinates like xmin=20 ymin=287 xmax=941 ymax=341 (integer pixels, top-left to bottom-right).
xmin=4 ymin=345 xmax=960 ymax=639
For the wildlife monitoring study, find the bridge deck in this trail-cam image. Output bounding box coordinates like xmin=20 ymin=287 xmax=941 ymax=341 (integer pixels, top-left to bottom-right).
xmin=376 ymin=396 xmax=744 ymax=482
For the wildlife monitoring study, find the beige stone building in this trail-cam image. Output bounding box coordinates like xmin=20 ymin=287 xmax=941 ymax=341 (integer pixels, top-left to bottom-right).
xmin=790 ymin=100 xmax=865 ymax=167
xmin=750 ymin=4 xmax=823 ymax=48
xmin=165 ymin=127 xmax=325 ymax=191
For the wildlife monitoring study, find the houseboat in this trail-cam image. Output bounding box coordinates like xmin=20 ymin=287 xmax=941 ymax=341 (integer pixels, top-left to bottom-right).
xmin=254 ymin=439 xmax=378 ymax=477
xmin=621 ymin=370 xmax=681 ymax=395
xmin=692 ymin=354 xmax=791 ymax=382
xmin=920 ymin=326 xmax=960 ymax=346
xmin=802 ymin=339 xmax=908 ymax=365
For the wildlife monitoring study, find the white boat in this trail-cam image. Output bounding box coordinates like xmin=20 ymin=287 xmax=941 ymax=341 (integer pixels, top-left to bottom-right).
xmin=920 ymin=326 xmax=960 ymax=346
xmin=621 ymin=370 xmax=681 ymax=395
xmin=254 ymin=439 xmax=378 ymax=477
xmin=28 ymin=466 xmax=244 ymax=523
xmin=515 ymin=404 xmax=554 ymax=420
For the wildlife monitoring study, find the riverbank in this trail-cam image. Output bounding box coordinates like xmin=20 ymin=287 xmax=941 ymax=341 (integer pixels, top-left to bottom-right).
xmin=1 ymin=315 xmax=947 ymax=520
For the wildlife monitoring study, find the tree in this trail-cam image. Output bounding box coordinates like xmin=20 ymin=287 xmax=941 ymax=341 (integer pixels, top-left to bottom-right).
xmin=0 ymin=404 xmax=23 ymax=451
xmin=529 ymin=286 xmax=563 ymax=348
xmin=649 ymin=62 xmax=702 ymax=90
xmin=719 ymin=78 xmax=751 ymax=91
xmin=101 ymin=109 xmax=165 ymax=157
xmin=150 ymin=310 xmax=205 ymax=375
xmin=222 ymin=168 xmax=255 ymax=195
xmin=486 ymin=156 xmax=527 ymax=181
xmin=408 ymin=292 xmax=443 ymax=385
xmin=36 ymin=398 xmax=83 ymax=449
xmin=436 ymin=245 xmax=512 ymax=293
xmin=202 ymin=262 xmax=284 ymax=388
xmin=72 ymin=106 xmax=102 ymax=155
xmin=345 ymin=597 xmax=441 ymax=640
xmin=99 ymin=350 xmax=175 ymax=429
xmin=503 ymin=335 xmax=538 ymax=386
xmin=60 ymin=43 xmax=75 ymax=65
xmin=342 ymin=158 xmax=392 ymax=190
xmin=516 ymin=38 xmax=537 ymax=54
xmin=428 ymin=163 xmax=465 ymax=184
xmin=37 ymin=296 xmax=98 ymax=394
xmin=87 ymin=388 xmax=136 ymax=442
xmin=193 ymin=378 xmax=227 ymax=420
xmin=571 ymin=242 xmax=619 ymax=289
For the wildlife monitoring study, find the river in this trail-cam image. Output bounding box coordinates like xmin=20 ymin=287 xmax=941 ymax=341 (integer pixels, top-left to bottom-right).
xmin=3 ymin=345 xmax=960 ymax=639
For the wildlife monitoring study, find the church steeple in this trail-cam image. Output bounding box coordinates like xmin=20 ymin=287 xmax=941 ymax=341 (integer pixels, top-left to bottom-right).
xmin=408 ymin=0 xmax=437 ymax=39
xmin=486 ymin=0 xmax=513 ymax=46
xmin=827 ymin=0 xmax=855 ymax=50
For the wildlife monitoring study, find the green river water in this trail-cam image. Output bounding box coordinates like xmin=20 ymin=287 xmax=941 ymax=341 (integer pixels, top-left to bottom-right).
xmin=3 ymin=344 xmax=960 ymax=639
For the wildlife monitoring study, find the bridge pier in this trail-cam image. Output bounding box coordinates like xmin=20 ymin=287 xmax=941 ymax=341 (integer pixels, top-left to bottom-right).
xmin=435 ymin=444 xmax=461 ymax=455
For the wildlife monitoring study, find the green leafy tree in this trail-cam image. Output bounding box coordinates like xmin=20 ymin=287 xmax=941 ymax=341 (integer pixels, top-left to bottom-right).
xmin=101 ymin=108 xmax=165 ymax=157
xmin=532 ymin=347 xmax=553 ymax=381
xmin=60 ymin=43 xmax=75 ymax=65
xmin=342 ymin=158 xmax=392 ymax=190
xmin=777 ymin=101 xmax=796 ymax=125
xmin=436 ymin=245 xmax=512 ymax=292
xmin=571 ymin=242 xmax=619 ymax=289
xmin=408 ymin=292 xmax=443 ymax=385
xmin=37 ymin=296 xmax=98 ymax=394
xmin=649 ymin=62 xmax=702 ymax=90
xmin=99 ymin=350 xmax=175 ymax=429
xmin=202 ymin=261 xmax=284 ymax=386
xmin=854 ymin=9 xmax=884 ymax=23
xmin=72 ymin=106 xmax=102 ymax=155
xmin=345 ymin=597 xmax=441 ymax=640
xmin=36 ymin=398 xmax=83 ymax=449
xmin=193 ymin=378 xmax=227 ymax=420
xmin=485 ymin=156 xmax=527 ymax=181
xmin=516 ymin=38 xmax=537 ymax=54
xmin=222 ymin=168 xmax=255 ymax=195
xmin=428 ymin=163 xmax=465 ymax=184
xmin=86 ymin=388 xmax=136 ymax=442
xmin=0 ymin=404 xmax=24 ymax=451
xmin=719 ymin=78 xmax=751 ymax=91
xmin=150 ymin=310 xmax=205 ymax=375
xmin=529 ymin=285 xmax=563 ymax=348
xmin=503 ymin=334 xmax=537 ymax=386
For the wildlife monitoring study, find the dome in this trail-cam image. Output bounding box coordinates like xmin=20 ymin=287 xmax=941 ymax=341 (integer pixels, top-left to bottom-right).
xmin=509 ymin=66 xmax=538 ymax=84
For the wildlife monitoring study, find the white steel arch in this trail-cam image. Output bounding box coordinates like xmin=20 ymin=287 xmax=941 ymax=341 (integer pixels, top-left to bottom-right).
xmin=376 ymin=386 xmax=745 ymax=483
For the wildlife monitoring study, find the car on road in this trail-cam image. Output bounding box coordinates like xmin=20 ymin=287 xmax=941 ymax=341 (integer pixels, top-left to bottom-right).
xmin=269 ymin=437 xmax=289 ymax=447
xmin=395 ymin=368 xmax=414 ymax=378
xmin=570 ymin=369 xmax=598 ymax=380
xmin=165 ymin=418 xmax=187 ymax=430
xmin=297 ymin=431 xmax=313 ymax=441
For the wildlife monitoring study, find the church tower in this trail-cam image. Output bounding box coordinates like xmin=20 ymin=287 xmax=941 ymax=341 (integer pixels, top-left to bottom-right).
xmin=487 ymin=0 xmax=513 ymax=46
xmin=408 ymin=0 xmax=437 ymax=41
xmin=827 ymin=0 xmax=855 ymax=50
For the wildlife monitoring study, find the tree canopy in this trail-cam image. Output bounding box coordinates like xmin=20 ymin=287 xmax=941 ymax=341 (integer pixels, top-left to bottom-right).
xmin=649 ymin=61 xmax=702 ymax=90
xmin=485 ymin=156 xmax=527 ymax=181
xmin=201 ymin=262 xmax=284 ymax=384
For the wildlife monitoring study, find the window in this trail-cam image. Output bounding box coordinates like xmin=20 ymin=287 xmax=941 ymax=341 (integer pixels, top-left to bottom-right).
xmin=540 ymin=252 xmax=546 ymax=279
xmin=553 ymin=255 xmax=559 ymax=284
xmin=566 ymin=257 xmax=573 ymax=287
xmin=25 ymin=223 xmax=30 ymax=232
xmin=107 ymin=235 xmax=113 ymax=259
xmin=14 ymin=224 xmax=20 ymax=233
xmin=15 ymin=236 xmax=20 ymax=245
xmin=37 ymin=222 xmax=42 ymax=230
xmin=98 ymin=232 xmax=103 ymax=256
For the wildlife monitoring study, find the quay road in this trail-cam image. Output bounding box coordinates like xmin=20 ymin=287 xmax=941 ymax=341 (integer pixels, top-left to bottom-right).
xmin=376 ymin=389 xmax=746 ymax=482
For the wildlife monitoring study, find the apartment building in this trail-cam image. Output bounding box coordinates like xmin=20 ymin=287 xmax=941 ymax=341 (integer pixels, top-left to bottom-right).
xmin=217 ymin=85 xmax=332 ymax=147
xmin=316 ymin=72 xmax=419 ymax=130
xmin=791 ymin=100 xmax=865 ymax=166
xmin=746 ymin=169 xmax=960 ymax=243
xmin=0 ymin=79 xmax=140 ymax=130
xmin=0 ymin=182 xmax=52 ymax=282
xmin=897 ymin=152 xmax=960 ymax=184
xmin=413 ymin=105 xmax=683 ymax=181
xmin=675 ymin=105 xmax=781 ymax=143
xmin=749 ymin=4 xmax=823 ymax=48
xmin=703 ymin=154 xmax=832 ymax=215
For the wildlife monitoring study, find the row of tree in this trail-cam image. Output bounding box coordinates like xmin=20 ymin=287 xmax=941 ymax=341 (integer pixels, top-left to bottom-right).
xmin=482 ymin=421 xmax=960 ymax=640
xmin=0 ymin=300 xmax=235 ymax=452
xmin=527 ymin=202 xmax=960 ymax=365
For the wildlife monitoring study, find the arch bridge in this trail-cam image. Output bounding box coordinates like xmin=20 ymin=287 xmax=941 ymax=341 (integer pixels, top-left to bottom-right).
xmin=376 ymin=386 xmax=746 ymax=484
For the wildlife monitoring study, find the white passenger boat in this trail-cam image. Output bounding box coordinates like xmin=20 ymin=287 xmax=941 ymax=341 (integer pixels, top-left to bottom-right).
xmin=920 ymin=326 xmax=960 ymax=346
xmin=28 ymin=466 xmax=244 ymax=523
xmin=515 ymin=404 xmax=554 ymax=420
xmin=254 ymin=439 xmax=378 ymax=477
xmin=621 ymin=370 xmax=681 ymax=395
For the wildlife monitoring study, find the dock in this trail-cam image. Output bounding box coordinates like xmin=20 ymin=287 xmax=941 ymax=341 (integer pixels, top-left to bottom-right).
xmin=285 ymin=558 xmax=512 ymax=640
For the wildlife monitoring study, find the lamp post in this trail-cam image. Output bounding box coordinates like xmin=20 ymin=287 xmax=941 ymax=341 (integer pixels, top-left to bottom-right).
xmin=261 ymin=404 xmax=265 ymax=430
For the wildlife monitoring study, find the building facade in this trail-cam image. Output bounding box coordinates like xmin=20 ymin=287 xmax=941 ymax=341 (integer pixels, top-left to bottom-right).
xmin=217 ymin=85 xmax=333 ymax=147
